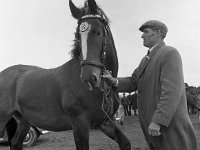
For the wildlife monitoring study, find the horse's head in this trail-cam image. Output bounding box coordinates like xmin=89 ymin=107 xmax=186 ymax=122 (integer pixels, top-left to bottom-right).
xmin=69 ymin=0 xmax=118 ymax=90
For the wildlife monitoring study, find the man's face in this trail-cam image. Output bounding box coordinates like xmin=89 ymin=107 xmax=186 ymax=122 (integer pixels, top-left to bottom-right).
xmin=141 ymin=28 xmax=158 ymax=48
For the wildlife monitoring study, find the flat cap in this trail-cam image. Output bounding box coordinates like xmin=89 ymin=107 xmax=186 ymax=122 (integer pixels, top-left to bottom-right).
xmin=139 ymin=20 xmax=168 ymax=35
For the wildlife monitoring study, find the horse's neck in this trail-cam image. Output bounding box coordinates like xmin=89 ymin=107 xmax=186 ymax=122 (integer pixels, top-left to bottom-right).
xmin=58 ymin=58 xmax=80 ymax=76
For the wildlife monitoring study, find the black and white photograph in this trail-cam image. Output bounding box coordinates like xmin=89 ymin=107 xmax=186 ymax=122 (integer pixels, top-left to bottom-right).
xmin=0 ymin=0 xmax=200 ymax=150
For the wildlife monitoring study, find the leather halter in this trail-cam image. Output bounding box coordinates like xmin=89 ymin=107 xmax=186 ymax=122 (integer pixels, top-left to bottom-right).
xmin=78 ymin=14 xmax=109 ymax=70
xmin=78 ymin=14 xmax=120 ymax=121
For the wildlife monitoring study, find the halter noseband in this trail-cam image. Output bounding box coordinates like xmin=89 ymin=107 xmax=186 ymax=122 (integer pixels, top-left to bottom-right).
xmin=79 ymin=14 xmax=108 ymax=70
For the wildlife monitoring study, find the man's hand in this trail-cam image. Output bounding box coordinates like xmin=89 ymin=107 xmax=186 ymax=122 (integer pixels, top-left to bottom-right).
xmin=102 ymin=70 xmax=118 ymax=87
xmin=148 ymin=121 xmax=161 ymax=136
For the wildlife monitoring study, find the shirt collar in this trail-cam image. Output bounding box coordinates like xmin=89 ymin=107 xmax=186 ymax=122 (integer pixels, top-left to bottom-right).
xmin=149 ymin=44 xmax=158 ymax=52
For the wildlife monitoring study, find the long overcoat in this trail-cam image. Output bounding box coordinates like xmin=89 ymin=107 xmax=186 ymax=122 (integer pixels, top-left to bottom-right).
xmin=117 ymin=41 xmax=197 ymax=150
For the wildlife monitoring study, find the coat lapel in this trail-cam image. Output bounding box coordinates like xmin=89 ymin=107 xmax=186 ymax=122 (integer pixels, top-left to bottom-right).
xmin=137 ymin=42 xmax=165 ymax=79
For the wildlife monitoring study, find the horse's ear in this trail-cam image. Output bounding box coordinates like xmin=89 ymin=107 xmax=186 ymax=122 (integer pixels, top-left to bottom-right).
xmin=69 ymin=0 xmax=81 ymax=19
xmin=88 ymin=0 xmax=98 ymax=14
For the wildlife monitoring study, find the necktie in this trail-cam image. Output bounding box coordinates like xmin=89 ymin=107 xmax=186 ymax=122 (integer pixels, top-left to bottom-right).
xmin=147 ymin=50 xmax=150 ymax=56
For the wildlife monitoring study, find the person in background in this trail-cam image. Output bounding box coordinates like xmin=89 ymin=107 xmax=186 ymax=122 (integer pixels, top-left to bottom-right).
xmin=120 ymin=93 xmax=129 ymax=116
xmin=127 ymin=92 xmax=138 ymax=116
xmin=115 ymin=101 xmax=125 ymax=126
xmin=103 ymin=20 xmax=197 ymax=150
xmin=126 ymin=93 xmax=133 ymax=116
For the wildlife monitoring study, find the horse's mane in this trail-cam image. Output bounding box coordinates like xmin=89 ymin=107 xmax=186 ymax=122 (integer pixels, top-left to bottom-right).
xmin=70 ymin=5 xmax=110 ymax=59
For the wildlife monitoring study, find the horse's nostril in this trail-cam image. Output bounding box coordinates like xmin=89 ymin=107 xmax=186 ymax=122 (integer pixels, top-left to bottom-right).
xmin=92 ymin=74 xmax=97 ymax=82
xmin=92 ymin=74 xmax=99 ymax=87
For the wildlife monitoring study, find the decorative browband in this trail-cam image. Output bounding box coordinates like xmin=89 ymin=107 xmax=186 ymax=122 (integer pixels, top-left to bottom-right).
xmin=81 ymin=14 xmax=102 ymax=19
xmin=79 ymin=14 xmax=108 ymax=32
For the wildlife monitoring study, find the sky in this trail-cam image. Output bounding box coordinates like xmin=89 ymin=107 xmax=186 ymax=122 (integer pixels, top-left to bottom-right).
xmin=0 ymin=0 xmax=200 ymax=86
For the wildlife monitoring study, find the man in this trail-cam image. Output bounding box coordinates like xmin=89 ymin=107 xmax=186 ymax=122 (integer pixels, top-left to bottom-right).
xmin=115 ymin=100 xmax=125 ymax=126
xmin=103 ymin=20 xmax=197 ymax=150
xmin=127 ymin=92 xmax=138 ymax=116
xmin=121 ymin=93 xmax=129 ymax=116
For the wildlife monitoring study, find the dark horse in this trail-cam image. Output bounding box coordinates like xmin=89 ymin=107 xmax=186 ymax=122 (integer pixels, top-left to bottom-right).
xmin=186 ymin=92 xmax=200 ymax=114
xmin=185 ymin=86 xmax=200 ymax=114
xmin=0 ymin=0 xmax=131 ymax=150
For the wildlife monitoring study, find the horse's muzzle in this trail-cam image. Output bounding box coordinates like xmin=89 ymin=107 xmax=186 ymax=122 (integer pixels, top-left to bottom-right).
xmin=81 ymin=74 xmax=100 ymax=90
xmin=80 ymin=66 xmax=101 ymax=90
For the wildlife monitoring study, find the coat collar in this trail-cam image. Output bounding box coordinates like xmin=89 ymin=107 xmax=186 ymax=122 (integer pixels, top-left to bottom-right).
xmin=148 ymin=41 xmax=165 ymax=58
xmin=137 ymin=41 xmax=165 ymax=79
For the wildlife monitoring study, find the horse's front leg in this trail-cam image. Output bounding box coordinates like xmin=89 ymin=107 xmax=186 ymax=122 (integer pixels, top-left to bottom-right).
xmin=71 ymin=115 xmax=90 ymax=150
xmin=99 ymin=118 xmax=132 ymax=150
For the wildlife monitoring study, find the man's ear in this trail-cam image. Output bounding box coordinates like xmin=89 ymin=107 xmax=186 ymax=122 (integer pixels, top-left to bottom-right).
xmin=157 ymin=30 xmax=162 ymax=35
xmin=154 ymin=29 xmax=162 ymax=37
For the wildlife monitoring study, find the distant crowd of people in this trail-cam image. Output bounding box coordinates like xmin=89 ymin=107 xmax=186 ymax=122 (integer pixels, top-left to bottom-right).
xmin=115 ymin=92 xmax=138 ymax=125
xmin=120 ymin=93 xmax=138 ymax=116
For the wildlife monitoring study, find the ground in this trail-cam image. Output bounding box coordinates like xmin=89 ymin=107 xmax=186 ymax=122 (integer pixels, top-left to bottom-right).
xmin=0 ymin=115 xmax=199 ymax=150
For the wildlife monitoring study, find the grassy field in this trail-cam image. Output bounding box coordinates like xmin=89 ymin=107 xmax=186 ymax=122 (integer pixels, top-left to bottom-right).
xmin=190 ymin=114 xmax=200 ymax=149
xmin=120 ymin=114 xmax=200 ymax=149
xmin=0 ymin=114 xmax=199 ymax=150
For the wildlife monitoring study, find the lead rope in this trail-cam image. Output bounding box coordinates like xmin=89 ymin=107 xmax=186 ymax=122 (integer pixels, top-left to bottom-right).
xmin=101 ymin=44 xmax=120 ymax=125
xmin=101 ymin=80 xmax=120 ymax=125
